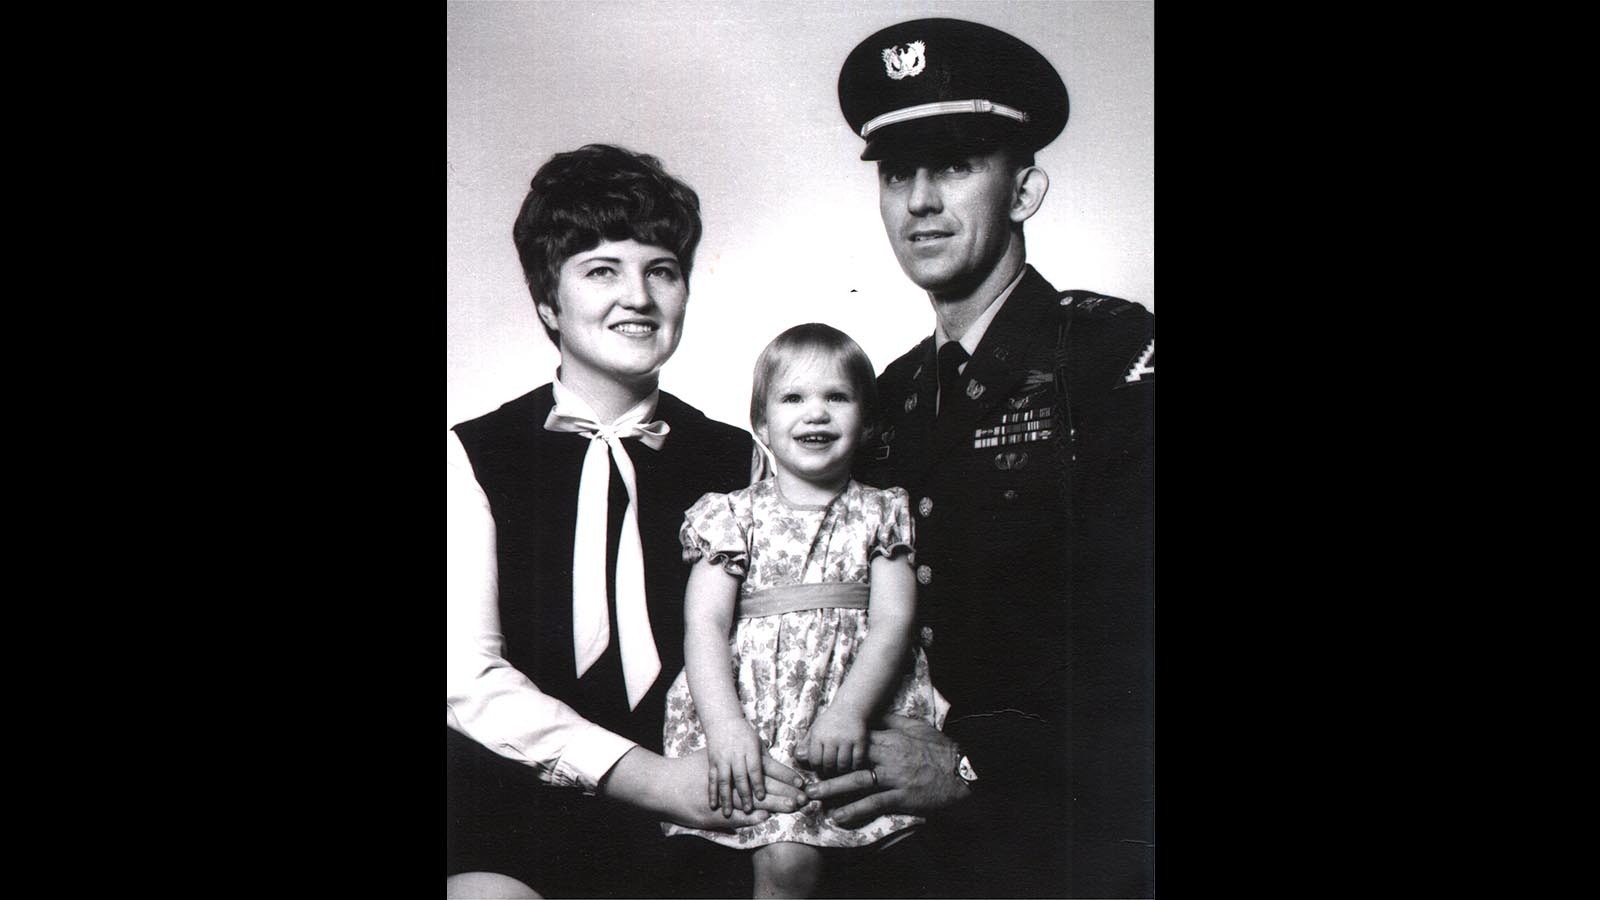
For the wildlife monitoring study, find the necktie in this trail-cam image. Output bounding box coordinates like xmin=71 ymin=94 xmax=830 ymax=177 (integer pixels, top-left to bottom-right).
xmin=544 ymin=389 xmax=670 ymax=710
xmin=937 ymin=341 xmax=971 ymax=416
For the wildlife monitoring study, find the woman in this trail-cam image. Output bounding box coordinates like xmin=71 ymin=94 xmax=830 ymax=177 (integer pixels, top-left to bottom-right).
xmin=447 ymin=145 xmax=806 ymax=898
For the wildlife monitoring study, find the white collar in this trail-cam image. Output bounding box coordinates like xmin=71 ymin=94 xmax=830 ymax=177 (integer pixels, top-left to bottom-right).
xmin=933 ymin=267 xmax=1028 ymax=357
xmin=550 ymin=377 xmax=660 ymax=427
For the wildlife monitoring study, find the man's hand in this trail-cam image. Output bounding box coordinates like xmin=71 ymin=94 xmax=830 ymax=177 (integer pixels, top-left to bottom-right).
xmin=601 ymin=747 xmax=807 ymax=831
xmin=799 ymin=714 xmax=970 ymax=826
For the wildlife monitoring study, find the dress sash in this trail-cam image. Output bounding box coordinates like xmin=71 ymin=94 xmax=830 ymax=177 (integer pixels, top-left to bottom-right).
xmin=736 ymin=582 xmax=869 ymax=619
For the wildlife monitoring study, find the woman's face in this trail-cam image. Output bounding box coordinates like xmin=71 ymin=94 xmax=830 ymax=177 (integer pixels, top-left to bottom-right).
xmin=539 ymin=239 xmax=688 ymax=390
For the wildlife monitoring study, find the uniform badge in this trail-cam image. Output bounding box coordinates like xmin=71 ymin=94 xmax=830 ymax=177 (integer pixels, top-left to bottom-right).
xmin=1122 ymin=337 xmax=1155 ymax=384
xmin=965 ymin=379 xmax=985 ymax=400
xmin=872 ymin=426 xmax=895 ymax=461
xmin=993 ymin=451 xmax=1029 ymax=471
xmin=918 ymin=496 xmax=934 ymax=517
xmin=881 ymin=41 xmax=926 ymax=80
xmin=1007 ymin=369 xmax=1053 ymax=408
xmin=904 ymin=394 xmax=918 ymax=413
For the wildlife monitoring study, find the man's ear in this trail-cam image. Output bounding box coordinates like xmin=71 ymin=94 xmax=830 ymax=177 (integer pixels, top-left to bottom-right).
xmin=1009 ymin=166 xmax=1050 ymax=224
xmin=536 ymin=302 xmax=560 ymax=333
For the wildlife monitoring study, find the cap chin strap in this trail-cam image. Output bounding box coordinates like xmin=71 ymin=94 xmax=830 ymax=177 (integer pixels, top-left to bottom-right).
xmin=860 ymin=99 xmax=1030 ymax=138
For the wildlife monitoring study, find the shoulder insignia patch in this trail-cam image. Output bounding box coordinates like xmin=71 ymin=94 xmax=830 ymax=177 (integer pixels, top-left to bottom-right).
xmin=1122 ymin=337 xmax=1155 ymax=384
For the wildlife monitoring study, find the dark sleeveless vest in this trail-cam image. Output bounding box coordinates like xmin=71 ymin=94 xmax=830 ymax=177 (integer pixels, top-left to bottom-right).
xmin=452 ymin=385 xmax=752 ymax=750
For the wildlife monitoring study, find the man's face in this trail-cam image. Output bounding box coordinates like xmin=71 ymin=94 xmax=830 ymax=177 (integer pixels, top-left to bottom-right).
xmin=877 ymin=149 xmax=1020 ymax=296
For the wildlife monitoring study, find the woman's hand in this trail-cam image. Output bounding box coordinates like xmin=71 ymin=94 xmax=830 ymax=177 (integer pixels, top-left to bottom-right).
xmin=601 ymin=747 xmax=807 ymax=831
xmin=802 ymin=704 xmax=870 ymax=777
xmin=704 ymin=719 xmax=768 ymax=814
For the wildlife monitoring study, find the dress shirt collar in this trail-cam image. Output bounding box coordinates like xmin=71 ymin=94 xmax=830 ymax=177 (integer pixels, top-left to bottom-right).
xmin=933 ymin=266 xmax=1029 ymax=358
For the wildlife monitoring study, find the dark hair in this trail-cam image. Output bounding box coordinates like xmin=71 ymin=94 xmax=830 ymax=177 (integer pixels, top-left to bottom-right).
xmin=511 ymin=144 xmax=703 ymax=346
xmin=750 ymin=323 xmax=880 ymax=437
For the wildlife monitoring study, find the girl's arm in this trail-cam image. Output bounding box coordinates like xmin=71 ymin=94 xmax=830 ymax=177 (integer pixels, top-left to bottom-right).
xmin=804 ymin=552 xmax=918 ymax=775
xmin=682 ymin=559 xmax=767 ymax=815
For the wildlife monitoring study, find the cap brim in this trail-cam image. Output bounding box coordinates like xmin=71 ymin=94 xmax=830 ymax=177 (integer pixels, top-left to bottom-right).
xmin=859 ymin=114 xmax=1028 ymax=162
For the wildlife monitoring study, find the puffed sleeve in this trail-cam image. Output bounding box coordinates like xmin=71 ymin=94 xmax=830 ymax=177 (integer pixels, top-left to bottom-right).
xmin=679 ymin=490 xmax=750 ymax=577
xmin=869 ymin=485 xmax=916 ymax=562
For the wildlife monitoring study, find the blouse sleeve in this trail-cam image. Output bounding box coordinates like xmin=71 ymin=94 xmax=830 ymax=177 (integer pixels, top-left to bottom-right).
xmin=679 ymin=490 xmax=750 ymax=577
xmin=870 ymin=485 xmax=916 ymax=563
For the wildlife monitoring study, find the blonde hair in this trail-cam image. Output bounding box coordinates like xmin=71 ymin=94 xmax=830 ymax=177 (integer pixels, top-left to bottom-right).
xmin=749 ymin=323 xmax=880 ymax=436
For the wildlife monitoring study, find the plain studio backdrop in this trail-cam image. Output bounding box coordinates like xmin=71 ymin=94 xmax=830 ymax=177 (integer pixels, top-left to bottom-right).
xmin=447 ymin=0 xmax=1153 ymax=431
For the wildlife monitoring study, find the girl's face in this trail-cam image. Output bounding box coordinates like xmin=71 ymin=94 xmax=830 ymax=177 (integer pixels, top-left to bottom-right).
xmin=538 ymin=239 xmax=687 ymax=392
xmin=756 ymin=352 xmax=865 ymax=488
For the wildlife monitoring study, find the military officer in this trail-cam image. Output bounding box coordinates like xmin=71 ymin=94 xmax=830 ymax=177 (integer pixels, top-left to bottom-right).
xmin=803 ymin=18 xmax=1154 ymax=898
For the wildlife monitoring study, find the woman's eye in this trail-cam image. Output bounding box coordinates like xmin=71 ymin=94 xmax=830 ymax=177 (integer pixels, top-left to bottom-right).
xmin=780 ymin=394 xmax=802 ymax=403
xmin=827 ymin=392 xmax=851 ymax=403
xmin=648 ymin=265 xmax=680 ymax=281
xmin=585 ymin=266 xmax=615 ymax=278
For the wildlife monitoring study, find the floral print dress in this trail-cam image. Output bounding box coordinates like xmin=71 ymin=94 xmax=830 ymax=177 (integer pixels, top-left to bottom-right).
xmin=661 ymin=477 xmax=946 ymax=849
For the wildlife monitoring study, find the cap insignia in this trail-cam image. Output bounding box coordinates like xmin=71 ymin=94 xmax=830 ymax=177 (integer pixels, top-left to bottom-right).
xmin=881 ymin=40 xmax=926 ymax=80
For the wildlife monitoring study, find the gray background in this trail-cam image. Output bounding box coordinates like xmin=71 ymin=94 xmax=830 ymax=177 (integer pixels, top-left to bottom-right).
xmin=448 ymin=0 xmax=1153 ymax=431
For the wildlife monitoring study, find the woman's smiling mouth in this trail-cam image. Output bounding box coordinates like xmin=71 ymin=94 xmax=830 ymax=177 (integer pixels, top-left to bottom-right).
xmin=609 ymin=321 xmax=658 ymax=337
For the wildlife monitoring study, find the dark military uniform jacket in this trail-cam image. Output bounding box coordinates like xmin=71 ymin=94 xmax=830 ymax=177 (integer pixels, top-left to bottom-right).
xmin=855 ymin=265 xmax=1154 ymax=897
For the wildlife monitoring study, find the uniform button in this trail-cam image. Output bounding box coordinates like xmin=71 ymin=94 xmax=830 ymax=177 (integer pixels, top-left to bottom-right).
xmin=1002 ymin=489 xmax=1018 ymax=501
xmin=916 ymin=564 xmax=933 ymax=585
xmin=920 ymin=625 xmax=935 ymax=648
xmin=904 ymin=394 xmax=918 ymax=413
xmin=918 ymin=496 xmax=934 ymax=517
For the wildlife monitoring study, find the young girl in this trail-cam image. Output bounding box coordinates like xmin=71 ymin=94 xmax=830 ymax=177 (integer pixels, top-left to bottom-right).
xmin=660 ymin=323 xmax=945 ymax=898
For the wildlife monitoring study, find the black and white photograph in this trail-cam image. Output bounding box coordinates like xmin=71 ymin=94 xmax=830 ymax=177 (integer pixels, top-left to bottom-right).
xmin=446 ymin=2 xmax=1154 ymax=896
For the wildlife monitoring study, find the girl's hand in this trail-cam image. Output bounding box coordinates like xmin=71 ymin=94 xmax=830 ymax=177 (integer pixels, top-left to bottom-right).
xmin=803 ymin=705 xmax=870 ymax=777
xmin=601 ymin=748 xmax=808 ymax=832
xmin=704 ymin=720 xmax=767 ymax=815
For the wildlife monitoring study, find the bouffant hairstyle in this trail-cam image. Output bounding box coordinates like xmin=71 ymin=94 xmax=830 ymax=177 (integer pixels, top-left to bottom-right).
xmin=749 ymin=323 xmax=881 ymax=439
xmin=511 ymin=144 xmax=703 ymax=346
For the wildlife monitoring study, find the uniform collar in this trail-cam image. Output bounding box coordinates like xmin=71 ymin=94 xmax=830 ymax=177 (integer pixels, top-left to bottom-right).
xmin=931 ymin=265 xmax=1060 ymax=414
xmin=933 ymin=267 xmax=1029 ymax=358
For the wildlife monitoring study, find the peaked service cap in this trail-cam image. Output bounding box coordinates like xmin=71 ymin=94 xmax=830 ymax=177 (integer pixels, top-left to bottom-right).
xmin=838 ymin=18 xmax=1069 ymax=161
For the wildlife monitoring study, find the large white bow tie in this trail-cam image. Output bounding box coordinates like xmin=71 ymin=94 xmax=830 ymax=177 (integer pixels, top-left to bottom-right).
xmin=544 ymin=389 xmax=670 ymax=710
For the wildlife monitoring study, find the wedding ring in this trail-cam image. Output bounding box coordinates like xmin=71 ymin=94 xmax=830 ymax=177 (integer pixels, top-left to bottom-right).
xmin=869 ymin=768 xmax=879 ymax=786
